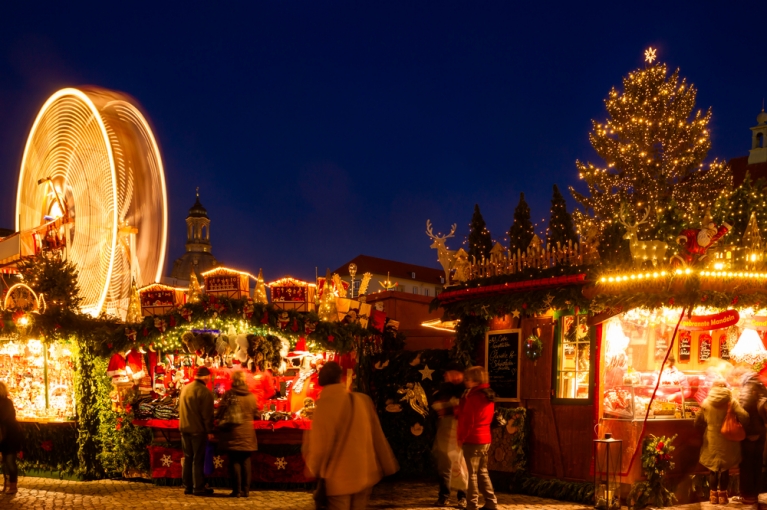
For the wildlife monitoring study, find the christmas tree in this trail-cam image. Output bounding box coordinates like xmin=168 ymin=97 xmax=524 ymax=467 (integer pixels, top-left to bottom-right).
xmin=546 ymin=184 xmax=578 ymax=248
xmin=253 ymin=268 xmax=268 ymax=304
xmin=571 ymin=51 xmax=731 ymax=236
xmin=508 ymin=193 xmax=535 ymax=255
xmin=468 ymin=204 xmax=493 ymax=261
xmin=125 ymin=281 xmax=142 ymax=323
xmin=714 ymin=171 xmax=755 ymax=243
xmin=188 ymin=270 xmax=202 ymax=304
xmin=16 ymin=252 xmax=82 ymax=311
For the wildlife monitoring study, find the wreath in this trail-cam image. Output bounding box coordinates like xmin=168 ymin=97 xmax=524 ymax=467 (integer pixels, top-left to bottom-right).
xmin=525 ymin=334 xmax=543 ymax=361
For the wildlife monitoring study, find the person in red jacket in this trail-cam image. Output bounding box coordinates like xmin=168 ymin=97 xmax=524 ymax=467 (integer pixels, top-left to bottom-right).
xmin=456 ymin=366 xmax=497 ymax=510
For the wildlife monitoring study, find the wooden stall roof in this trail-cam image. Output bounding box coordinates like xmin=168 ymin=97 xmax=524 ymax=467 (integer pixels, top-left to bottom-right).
xmin=436 ymin=273 xmax=587 ymax=304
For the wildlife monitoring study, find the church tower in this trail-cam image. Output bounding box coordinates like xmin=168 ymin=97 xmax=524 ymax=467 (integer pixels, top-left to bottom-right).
xmin=170 ymin=189 xmax=220 ymax=281
xmin=749 ymin=109 xmax=767 ymax=164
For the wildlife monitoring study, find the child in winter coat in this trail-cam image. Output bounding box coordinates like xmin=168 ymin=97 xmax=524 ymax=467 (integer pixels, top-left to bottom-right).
xmin=695 ymin=379 xmax=748 ymax=505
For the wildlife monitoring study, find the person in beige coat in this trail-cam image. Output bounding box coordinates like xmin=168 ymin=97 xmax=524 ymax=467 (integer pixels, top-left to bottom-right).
xmin=694 ymin=379 xmax=748 ymax=505
xmin=303 ymin=362 xmax=399 ymax=510
xmin=216 ymin=370 xmax=259 ymax=498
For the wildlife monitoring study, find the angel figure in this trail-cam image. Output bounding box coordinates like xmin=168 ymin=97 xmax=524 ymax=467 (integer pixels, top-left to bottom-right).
xmin=398 ymin=382 xmax=430 ymax=417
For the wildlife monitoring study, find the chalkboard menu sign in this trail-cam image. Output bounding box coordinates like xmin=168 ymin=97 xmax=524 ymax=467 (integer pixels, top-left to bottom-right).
xmin=678 ymin=331 xmax=691 ymax=362
xmin=719 ymin=333 xmax=730 ymax=360
xmin=699 ymin=333 xmax=712 ymax=363
xmin=485 ymin=329 xmax=521 ymax=401
xmin=655 ymin=336 xmax=669 ymax=359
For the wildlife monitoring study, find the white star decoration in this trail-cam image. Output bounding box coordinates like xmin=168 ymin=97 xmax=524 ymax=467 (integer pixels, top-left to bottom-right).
xmin=512 ymin=310 xmax=520 ymax=318
xmin=419 ymin=365 xmax=434 ymax=380
xmin=160 ymin=454 xmax=172 ymax=467
xmin=275 ymin=457 xmax=287 ymax=470
xmin=213 ymin=455 xmax=224 ymax=469
xmin=645 ymin=47 xmax=657 ymax=63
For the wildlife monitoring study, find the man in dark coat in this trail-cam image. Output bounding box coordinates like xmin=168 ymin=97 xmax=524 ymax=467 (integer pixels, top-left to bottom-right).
xmin=736 ymin=369 xmax=767 ymax=505
xmin=179 ymin=366 xmax=215 ymax=496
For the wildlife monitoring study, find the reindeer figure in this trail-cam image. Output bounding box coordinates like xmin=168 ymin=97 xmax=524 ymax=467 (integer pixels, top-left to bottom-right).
xmin=619 ymin=207 xmax=667 ymax=268
xmin=426 ymin=220 xmax=457 ymax=285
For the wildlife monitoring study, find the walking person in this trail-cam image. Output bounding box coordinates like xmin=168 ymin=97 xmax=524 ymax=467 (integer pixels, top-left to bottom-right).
xmin=179 ymin=366 xmax=215 ymax=496
xmin=303 ymin=361 xmax=398 ymax=510
xmin=0 ymin=381 xmax=22 ymax=495
xmin=431 ymin=362 xmax=468 ymax=508
xmin=695 ymin=379 xmax=748 ymax=504
xmin=457 ymin=366 xmax=498 ymax=510
xmin=216 ymin=370 xmax=259 ymax=498
xmin=735 ymin=367 xmax=767 ymax=505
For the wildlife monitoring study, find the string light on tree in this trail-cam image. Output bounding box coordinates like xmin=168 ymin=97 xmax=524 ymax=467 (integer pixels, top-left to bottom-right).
xmin=570 ymin=49 xmax=731 ymax=246
xmin=468 ymin=204 xmax=493 ymax=261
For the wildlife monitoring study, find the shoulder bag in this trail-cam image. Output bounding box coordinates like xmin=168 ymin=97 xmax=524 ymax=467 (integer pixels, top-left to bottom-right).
xmin=721 ymin=401 xmax=746 ymax=441
xmin=314 ymin=393 xmax=355 ymax=510
xmin=218 ymin=392 xmax=244 ymax=429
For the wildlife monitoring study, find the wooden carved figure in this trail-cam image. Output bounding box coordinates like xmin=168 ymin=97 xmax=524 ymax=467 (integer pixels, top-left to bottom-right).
xmin=619 ymin=207 xmax=667 ymax=268
xmin=426 ymin=220 xmax=457 ymax=284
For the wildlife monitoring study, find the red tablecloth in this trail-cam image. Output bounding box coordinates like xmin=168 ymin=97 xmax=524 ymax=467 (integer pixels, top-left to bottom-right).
xmin=132 ymin=418 xmax=311 ymax=430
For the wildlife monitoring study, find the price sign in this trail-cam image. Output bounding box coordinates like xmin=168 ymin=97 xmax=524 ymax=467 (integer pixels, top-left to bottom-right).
xmin=699 ymin=333 xmax=712 ymax=363
xmin=678 ymin=331 xmax=691 ymax=362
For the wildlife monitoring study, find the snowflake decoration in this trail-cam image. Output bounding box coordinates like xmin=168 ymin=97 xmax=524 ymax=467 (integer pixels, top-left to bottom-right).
xmin=542 ymin=293 xmax=554 ymax=309
xmin=160 ymin=454 xmax=173 ymax=467
xmin=213 ymin=455 xmax=224 ymax=469
xmin=644 ymin=47 xmax=657 ymax=63
xmin=274 ymin=457 xmax=287 ymax=470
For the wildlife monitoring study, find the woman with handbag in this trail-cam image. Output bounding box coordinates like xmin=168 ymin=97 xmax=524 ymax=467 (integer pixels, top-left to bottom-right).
xmin=216 ymin=370 xmax=259 ymax=498
xmin=695 ymin=379 xmax=748 ymax=505
xmin=303 ymin=361 xmax=398 ymax=510
xmin=0 ymin=381 xmax=22 ymax=495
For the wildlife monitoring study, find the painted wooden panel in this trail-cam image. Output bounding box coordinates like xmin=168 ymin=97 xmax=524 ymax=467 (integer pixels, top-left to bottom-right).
xmin=520 ymin=317 xmax=555 ymax=400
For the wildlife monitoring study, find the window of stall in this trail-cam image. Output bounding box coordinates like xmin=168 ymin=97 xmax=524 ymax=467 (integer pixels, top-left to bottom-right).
xmin=601 ymin=309 xmax=722 ymax=421
xmin=0 ymin=338 xmax=77 ymax=421
xmin=553 ymin=311 xmax=594 ymax=402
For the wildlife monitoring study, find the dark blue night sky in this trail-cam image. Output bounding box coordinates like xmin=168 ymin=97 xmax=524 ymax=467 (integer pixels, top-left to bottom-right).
xmin=1 ymin=2 xmax=765 ymax=282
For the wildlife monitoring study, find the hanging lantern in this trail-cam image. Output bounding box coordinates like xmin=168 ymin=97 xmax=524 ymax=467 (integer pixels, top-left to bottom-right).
xmin=594 ymin=433 xmax=622 ymax=510
xmin=730 ymin=329 xmax=767 ymax=365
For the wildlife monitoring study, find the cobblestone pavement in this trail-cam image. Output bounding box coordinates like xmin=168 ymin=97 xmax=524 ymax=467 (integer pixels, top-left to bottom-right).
xmin=3 ymin=477 xmax=767 ymax=509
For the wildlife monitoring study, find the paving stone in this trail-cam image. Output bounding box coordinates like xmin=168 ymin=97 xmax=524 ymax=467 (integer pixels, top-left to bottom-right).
xmin=4 ymin=477 xmax=766 ymax=509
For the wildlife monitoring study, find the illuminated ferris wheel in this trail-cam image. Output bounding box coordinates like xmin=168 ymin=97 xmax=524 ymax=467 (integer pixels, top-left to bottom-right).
xmin=15 ymin=87 xmax=168 ymax=317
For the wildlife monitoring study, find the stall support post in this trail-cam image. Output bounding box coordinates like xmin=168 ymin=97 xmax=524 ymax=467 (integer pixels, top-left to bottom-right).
xmin=43 ymin=343 xmax=49 ymax=410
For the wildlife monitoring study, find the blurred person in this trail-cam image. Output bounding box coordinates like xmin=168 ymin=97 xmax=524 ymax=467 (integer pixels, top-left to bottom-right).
xmin=0 ymin=381 xmax=21 ymax=495
xmin=303 ymin=361 xmax=398 ymax=510
xmin=431 ymin=362 xmax=468 ymax=508
xmin=457 ymin=366 xmax=498 ymax=510
xmin=734 ymin=366 xmax=767 ymax=505
xmin=179 ymin=366 xmax=215 ymax=496
xmin=216 ymin=370 xmax=259 ymax=498
xmin=695 ymin=379 xmax=748 ymax=504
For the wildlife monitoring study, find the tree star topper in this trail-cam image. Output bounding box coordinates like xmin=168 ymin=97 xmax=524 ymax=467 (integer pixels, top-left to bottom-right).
xmin=644 ymin=47 xmax=657 ymax=63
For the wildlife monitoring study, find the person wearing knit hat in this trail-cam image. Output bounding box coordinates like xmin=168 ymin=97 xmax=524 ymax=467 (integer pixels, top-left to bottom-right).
xmin=179 ymin=365 xmax=215 ymax=496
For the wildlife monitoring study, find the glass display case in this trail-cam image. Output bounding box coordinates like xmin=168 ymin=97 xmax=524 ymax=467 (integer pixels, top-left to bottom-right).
xmin=601 ymin=309 xmax=716 ymax=421
xmin=0 ymin=339 xmax=76 ymax=421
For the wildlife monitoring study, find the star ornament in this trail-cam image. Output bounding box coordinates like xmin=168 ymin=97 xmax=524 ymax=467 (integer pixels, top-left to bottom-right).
xmin=275 ymin=457 xmax=287 ymax=470
xmin=419 ymin=365 xmax=435 ymax=380
xmin=644 ymin=47 xmax=657 ymax=64
xmin=160 ymin=454 xmax=173 ymax=467
xmin=213 ymin=455 xmax=224 ymax=469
